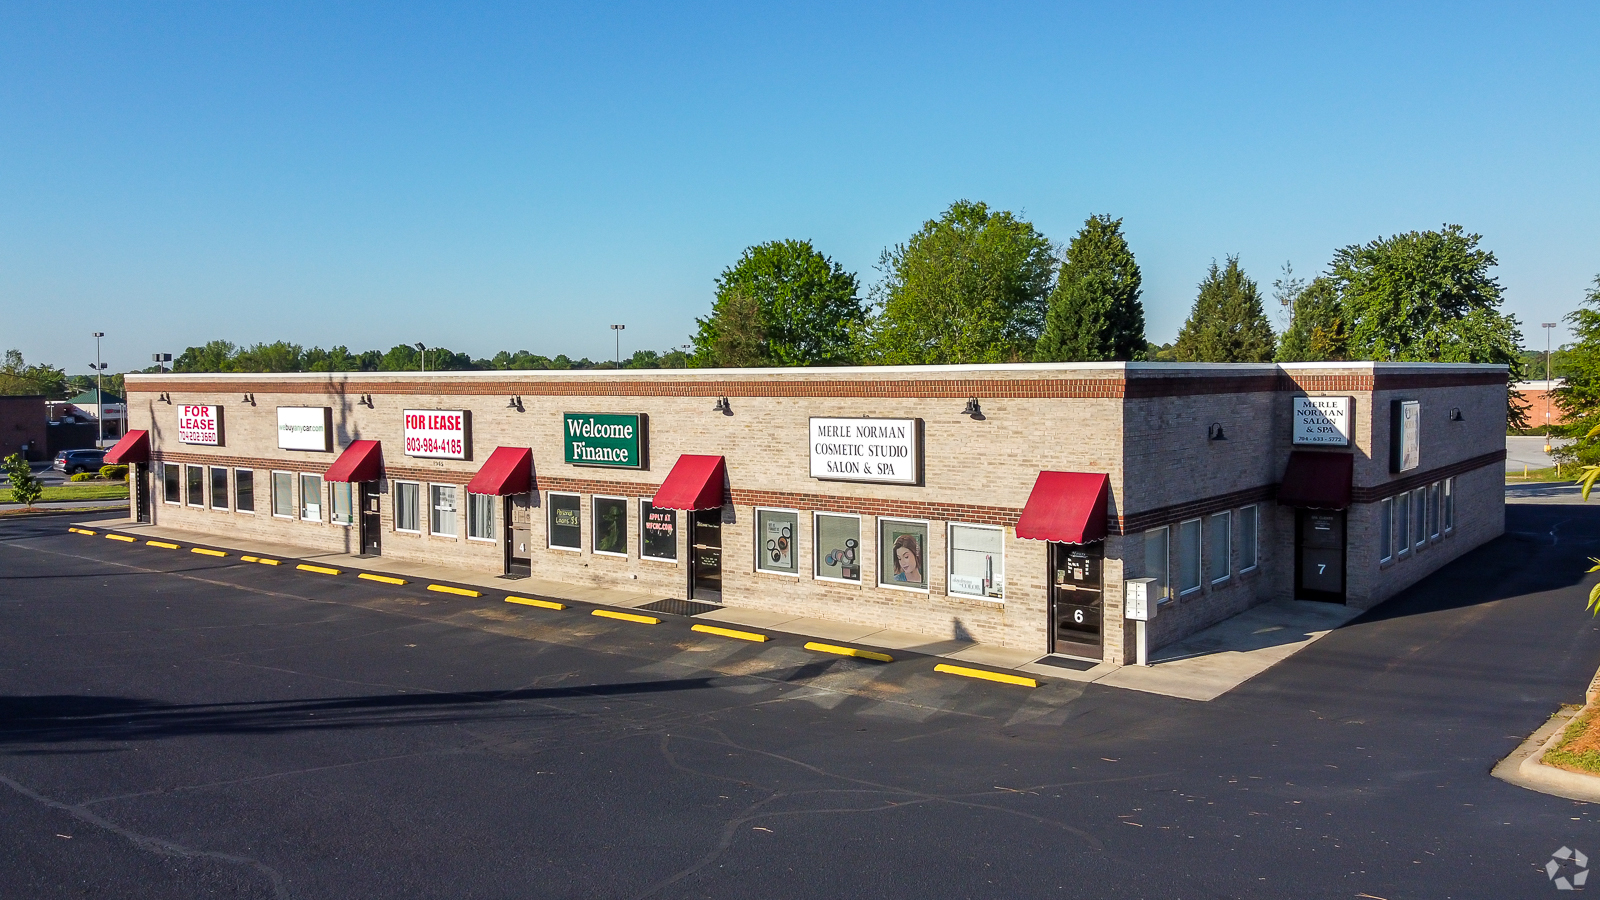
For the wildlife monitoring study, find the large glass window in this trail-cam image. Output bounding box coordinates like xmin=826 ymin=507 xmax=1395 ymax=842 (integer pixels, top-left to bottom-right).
xmin=429 ymin=484 xmax=457 ymax=537
xmin=331 ymin=482 xmax=354 ymax=526
xmin=640 ymin=500 xmax=677 ymax=562
xmin=394 ymin=481 xmax=420 ymax=532
xmin=210 ymin=467 xmax=229 ymax=510
xmin=1177 ymin=518 xmax=1202 ymax=594
xmin=1239 ymin=505 xmax=1258 ymax=572
xmin=235 ymin=469 xmax=254 ymax=513
xmin=163 ymin=464 xmax=181 ymax=504
xmin=468 ymin=493 xmax=496 ymax=541
xmin=1144 ymin=526 xmax=1170 ymax=603
xmin=1395 ymin=491 xmax=1410 ymax=555
xmin=1428 ymin=482 xmax=1441 ymax=540
xmin=756 ymin=508 xmax=800 ymax=575
xmin=1412 ymin=487 xmax=1426 ymax=549
xmin=1444 ymin=477 xmax=1455 ymax=532
xmin=815 ymin=513 xmax=861 ymax=582
xmin=948 ymin=523 xmax=1004 ymax=600
xmin=1379 ymin=497 xmax=1393 ymax=563
xmin=549 ymin=492 xmax=581 ymax=550
xmin=1208 ymin=511 xmax=1231 ymax=584
xmin=878 ymin=519 xmax=929 ymax=590
xmin=272 ymin=471 xmax=294 ymax=517
xmin=186 ymin=465 xmax=204 ymax=507
xmin=593 ymin=496 xmax=628 ymax=555
xmin=300 ymin=474 xmax=322 ymax=521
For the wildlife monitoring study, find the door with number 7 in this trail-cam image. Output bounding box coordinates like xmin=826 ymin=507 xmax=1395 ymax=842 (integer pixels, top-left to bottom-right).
xmin=1295 ymin=509 xmax=1345 ymax=602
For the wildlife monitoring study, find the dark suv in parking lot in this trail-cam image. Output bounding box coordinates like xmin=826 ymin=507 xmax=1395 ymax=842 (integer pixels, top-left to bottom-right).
xmin=53 ymin=449 xmax=107 ymax=475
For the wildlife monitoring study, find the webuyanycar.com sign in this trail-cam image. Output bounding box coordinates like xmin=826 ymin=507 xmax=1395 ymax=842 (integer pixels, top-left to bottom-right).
xmin=564 ymin=413 xmax=644 ymax=468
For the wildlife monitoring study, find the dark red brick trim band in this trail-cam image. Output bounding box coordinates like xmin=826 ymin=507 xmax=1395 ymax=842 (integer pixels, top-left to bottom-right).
xmin=1116 ymin=485 xmax=1279 ymax=534
xmin=1350 ymin=449 xmax=1507 ymax=502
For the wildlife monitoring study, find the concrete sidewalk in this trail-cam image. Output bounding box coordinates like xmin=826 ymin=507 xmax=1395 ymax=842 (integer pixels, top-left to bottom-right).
xmin=73 ymin=519 xmax=1358 ymax=701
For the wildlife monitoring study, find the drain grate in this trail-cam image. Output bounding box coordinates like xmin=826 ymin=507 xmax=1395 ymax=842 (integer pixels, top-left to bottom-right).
xmin=638 ymin=598 xmax=723 ymax=617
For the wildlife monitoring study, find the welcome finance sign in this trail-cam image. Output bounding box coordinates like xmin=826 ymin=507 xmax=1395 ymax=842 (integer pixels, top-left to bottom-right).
xmin=563 ymin=413 xmax=645 ymax=468
xmin=810 ymin=418 xmax=919 ymax=485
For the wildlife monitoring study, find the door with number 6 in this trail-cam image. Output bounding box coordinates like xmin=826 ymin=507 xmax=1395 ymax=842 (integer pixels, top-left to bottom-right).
xmin=1049 ymin=542 xmax=1104 ymax=659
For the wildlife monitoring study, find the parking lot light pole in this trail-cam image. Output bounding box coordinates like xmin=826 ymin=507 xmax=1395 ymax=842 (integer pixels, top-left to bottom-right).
xmin=91 ymin=332 xmax=107 ymax=448
xmin=611 ymin=324 xmax=625 ymax=365
xmin=415 ymin=342 xmax=426 ymax=374
xmin=1543 ymin=322 xmax=1557 ymax=454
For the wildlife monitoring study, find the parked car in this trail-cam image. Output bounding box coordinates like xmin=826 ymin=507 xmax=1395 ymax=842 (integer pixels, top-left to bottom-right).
xmin=53 ymin=449 xmax=107 ymax=475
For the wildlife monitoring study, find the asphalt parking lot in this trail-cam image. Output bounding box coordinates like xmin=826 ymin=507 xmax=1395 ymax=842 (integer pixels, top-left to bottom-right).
xmin=2 ymin=506 xmax=1598 ymax=899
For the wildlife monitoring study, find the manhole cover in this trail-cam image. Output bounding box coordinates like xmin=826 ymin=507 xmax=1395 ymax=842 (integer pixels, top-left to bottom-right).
xmin=638 ymin=598 xmax=723 ymax=617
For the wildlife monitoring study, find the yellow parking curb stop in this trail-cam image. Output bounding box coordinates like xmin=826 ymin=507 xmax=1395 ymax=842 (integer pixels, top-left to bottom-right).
xmin=296 ymin=563 xmax=341 ymax=575
xmin=69 ymin=527 xmax=96 ymax=535
xmin=506 ymin=596 xmax=566 ymax=610
xmin=592 ymin=609 xmax=660 ymax=625
xmin=933 ymin=663 xmax=1037 ymax=688
xmin=105 ymin=534 xmax=135 ymax=542
xmin=804 ymin=642 xmax=893 ymax=663
xmin=692 ymin=624 xmax=770 ymax=642
xmin=359 ymin=573 xmax=408 ymax=585
xmin=190 ymin=547 xmax=227 ymax=557
xmin=147 ymin=540 xmax=180 ymax=549
xmin=427 ymin=584 xmax=481 ymax=597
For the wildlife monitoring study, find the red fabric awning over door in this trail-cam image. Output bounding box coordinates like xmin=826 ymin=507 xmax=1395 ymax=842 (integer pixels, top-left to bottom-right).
xmin=1015 ymin=471 xmax=1110 ymax=544
xmin=1277 ymin=451 xmax=1353 ymax=509
xmin=323 ymin=440 xmax=383 ymax=483
xmin=103 ymin=430 xmax=149 ymax=465
xmin=467 ymin=446 xmax=534 ymax=495
xmin=651 ymin=455 xmax=726 ymax=510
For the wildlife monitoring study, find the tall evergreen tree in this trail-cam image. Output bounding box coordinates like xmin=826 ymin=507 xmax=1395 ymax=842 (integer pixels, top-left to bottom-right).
xmin=1275 ymin=277 xmax=1347 ymax=362
xmin=1173 ymin=257 xmax=1276 ymax=362
xmin=1036 ymin=215 xmax=1144 ymax=361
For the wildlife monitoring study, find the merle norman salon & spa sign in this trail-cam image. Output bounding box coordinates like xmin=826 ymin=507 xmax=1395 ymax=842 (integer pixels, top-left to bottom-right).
xmin=810 ymin=417 xmax=919 ymax=485
xmin=564 ymin=413 xmax=646 ymax=468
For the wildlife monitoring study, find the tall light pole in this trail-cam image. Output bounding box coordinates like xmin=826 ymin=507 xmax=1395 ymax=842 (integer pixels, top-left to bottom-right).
xmin=1543 ymin=322 xmax=1558 ymax=454
xmin=90 ymin=332 xmax=107 ymax=448
xmin=151 ymin=352 xmax=171 ymax=373
xmin=415 ymin=342 xmax=426 ymax=374
xmin=611 ymin=324 xmax=625 ymax=365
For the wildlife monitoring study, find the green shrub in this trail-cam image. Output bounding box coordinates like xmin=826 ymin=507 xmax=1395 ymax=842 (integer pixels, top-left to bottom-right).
xmin=100 ymin=464 xmax=129 ymax=481
xmin=69 ymin=471 xmax=99 ymax=482
xmin=3 ymin=453 xmax=42 ymax=507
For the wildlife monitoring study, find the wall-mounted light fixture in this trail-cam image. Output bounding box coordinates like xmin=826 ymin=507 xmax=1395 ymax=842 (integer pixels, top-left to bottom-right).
xmin=962 ymin=398 xmax=984 ymax=420
xmin=1449 ymin=407 xmax=1462 ymax=421
xmin=507 ymin=395 xmax=524 ymax=412
xmin=242 ymin=393 xmax=256 ymax=406
xmin=1207 ymin=422 xmax=1226 ymax=441
xmin=359 ymin=394 xmax=374 ymax=408
xmin=157 ymin=392 xmax=171 ymax=404
xmin=713 ymin=396 xmax=732 ymax=415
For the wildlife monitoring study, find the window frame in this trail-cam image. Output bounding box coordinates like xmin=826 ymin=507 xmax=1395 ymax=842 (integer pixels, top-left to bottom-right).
xmin=330 ymin=481 xmax=354 ymax=527
xmin=638 ymin=499 xmax=678 ymax=563
xmin=591 ymin=494 xmax=629 ymax=557
xmin=754 ymin=507 xmax=802 ymax=577
xmin=1395 ymin=490 xmax=1411 ymax=556
xmin=1208 ymin=510 xmax=1232 ymax=585
xmin=1238 ymin=504 xmax=1259 ymax=573
xmin=1443 ymin=477 xmax=1455 ymax=533
xmin=1428 ymin=482 xmax=1441 ymax=540
xmin=1379 ymin=496 xmax=1393 ymax=563
xmin=1412 ymin=487 xmax=1427 ymax=549
xmin=163 ymin=463 xmax=181 ymax=505
xmin=1177 ymin=517 xmax=1203 ymax=596
xmin=1144 ymin=525 xmax=1171 ymax=605
xmin=428 ymin=483 xmax=458 ymax=538
xmin=946 ymin=521 xmax=1005 ymax=601
xmin=813 ymin=511 xmax=862 ymax=584
xmin=393 ymin=480 xmax=422 ymax=533
xmin=547 ymin=491 xmax=582 ymax=552
xmin=186 ymin=464 xmax=204 ymax=508
xmin=235 ymin=468 xmax=254 ymax=514
xmin=467 ymin=492 xmax=497 ymax=543
xmin=209 ymin=466 xmax=229 ymax=511
xmin=877 ymin=517 xmax=931 ymax=593
xmin=271 ymin=470 xmax=295 ymax=519
xmin=299 ymin=473 xmax=323 ymax=522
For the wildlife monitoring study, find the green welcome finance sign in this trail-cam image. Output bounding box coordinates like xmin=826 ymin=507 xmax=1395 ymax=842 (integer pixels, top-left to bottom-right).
xmin=563 ymin=413 xmax=646 ymax=469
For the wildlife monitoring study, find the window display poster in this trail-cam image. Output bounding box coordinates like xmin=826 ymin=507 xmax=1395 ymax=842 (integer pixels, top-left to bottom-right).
xmin=757 ymin=509 xmax=797 ymax=573
xmin=948 ymin=524 xmax=1004 ymax=599
xmin=549 ymin=494 xmax=581 ymax=549
xmin=641 ymin=501 xmax=677 ymax=561
xmin=879 ymin=520 xmax=928 ymax=589
xmin=816 ymin=514 xmax=860 ymax=581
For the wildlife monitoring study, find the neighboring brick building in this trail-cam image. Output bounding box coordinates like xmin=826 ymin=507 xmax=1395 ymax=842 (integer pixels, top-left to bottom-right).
xmin=107 ymin=363 xmax=1506 ymax=664
xmin=0 ymin=395 xmax=49 ymax=461
xmin=1513 ymin=379 xmax=1568 ymax=428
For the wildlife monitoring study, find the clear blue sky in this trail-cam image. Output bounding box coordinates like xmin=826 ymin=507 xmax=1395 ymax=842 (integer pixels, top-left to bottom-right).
xmin=3 ymin=2 xmax=1596 ymax=374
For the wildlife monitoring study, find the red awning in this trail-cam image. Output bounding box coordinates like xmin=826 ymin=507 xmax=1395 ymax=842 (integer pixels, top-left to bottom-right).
xmin=323 ymin=440 xmax=383 ymax=483
xmin=1015 ymin=471 xmax=1110 ymax=544
xmin=103 ymin=429 xmax=149 ymax=465
xmin=1277 ymin=451 xmax=1353 ymax=509
xmin=652 ymin=455 xmax=726 ymax=510
xmin=467 ymin=446 xmax=534 ymax=495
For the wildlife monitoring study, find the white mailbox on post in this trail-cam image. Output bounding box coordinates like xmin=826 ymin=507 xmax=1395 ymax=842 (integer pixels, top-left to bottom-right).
xmin=1125 ymin=577 xmax=1157 ymax=667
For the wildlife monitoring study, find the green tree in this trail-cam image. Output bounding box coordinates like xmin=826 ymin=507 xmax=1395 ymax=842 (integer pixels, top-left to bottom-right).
xmin=691 ymin=239 xmax=863 ymax=367
xmin=174 ymin=340 xmax=238 ymax=372
xmin=1275 ymin=277 xmax=1347 ymax=362
xmin=233 ymin=342 xmax=304 ymax=372
xmin=2 ymin=453 xmax=42 ymax=507
xmin=1 ymin=350 xmax=68 ymax=397
xmin=706 ymin=289 xmax=767 ymax=367
xmin=1035 ymin=215 xmax=1144 ymax=362
xmin=1173 ymin=257 xmax=1276 ymax=362
xmin=1553 ymin=278 xmax=1600 ymax=464
xmin=865 ymin=200 xmax=1055 ymax=365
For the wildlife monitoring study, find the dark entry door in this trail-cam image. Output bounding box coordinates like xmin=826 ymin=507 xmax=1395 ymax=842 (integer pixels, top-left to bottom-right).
xmin=690 ymin=508 xmax=723 ymax=603
xmin=135 ymin=464 xmax=151 ymax=523
xmin=507 ymin=492 xmax=532 ymax=577
xmin=1296 ymin=509 xmax=1346 ymax=601
xmin=1050 ymin=542 xmax=1104 ymax=659
xmin=359 ymin=483 xmax=382 ymax=556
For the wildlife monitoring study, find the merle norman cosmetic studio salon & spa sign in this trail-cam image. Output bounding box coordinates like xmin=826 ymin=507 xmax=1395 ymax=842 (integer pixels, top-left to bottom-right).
xmin=810 ymin=417 xmax=919 ymax=485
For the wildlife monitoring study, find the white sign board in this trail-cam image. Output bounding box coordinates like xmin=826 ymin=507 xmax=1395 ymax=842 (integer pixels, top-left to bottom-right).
xmin=1293 ymin=396 xmax=1353 ymax=447
xmin=177 ymin=405 xmax=221 ymax=445
xmin=404 ymin=409 xmax=468 ymax=459
xmin=277 ymin=407 xmax=331 ymax=451
xmin=1124 ymin=578 xmax=1157 ymax=621
xmin=809 ymin=417 xmax=918 ymax=485
xmin=1393 ymin=400 xmax=1420 ymax=472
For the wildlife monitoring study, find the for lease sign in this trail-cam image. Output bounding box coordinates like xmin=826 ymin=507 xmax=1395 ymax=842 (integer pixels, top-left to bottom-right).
xmin=809 ymin=417 xmax=918 ymax=484
xmin=178 ymin=405 xmax=221 ymax=445
xmin=403 ymin=409 xmax=468 ymax=459
xmin=1292 ymin=397 xmax=1353 ymax=447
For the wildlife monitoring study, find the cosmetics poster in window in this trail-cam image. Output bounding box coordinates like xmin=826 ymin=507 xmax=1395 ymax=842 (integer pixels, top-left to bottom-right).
xmin=758 ymin=510 xmax=797 ymax=573
xmin=879 ymin=520 xmax=928 ymax=589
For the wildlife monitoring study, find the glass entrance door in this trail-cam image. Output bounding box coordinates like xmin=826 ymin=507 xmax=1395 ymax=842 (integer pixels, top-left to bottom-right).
xmin=1296 ymin=509 xmax=1346 ymax=601
xmin=507 ymin=492 xmax=532 ymax=577
xmin=1050 ymin=542 xmax=1104 ymax=659
xmin=135 ymin=464 xmax=151 ymax=523
xmin=690 ymin=508 xmax=723 ymax=603
xmin=359 ymin=483 xmax=381 ymax=556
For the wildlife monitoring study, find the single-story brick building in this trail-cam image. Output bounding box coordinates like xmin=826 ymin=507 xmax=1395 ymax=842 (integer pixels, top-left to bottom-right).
xmin=106 ymin=362 xmax=1506 ymax=664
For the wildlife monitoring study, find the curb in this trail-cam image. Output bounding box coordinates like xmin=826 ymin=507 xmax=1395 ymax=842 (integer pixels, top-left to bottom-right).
xmin=1493 ymin=704 xmax=1600 ymax=803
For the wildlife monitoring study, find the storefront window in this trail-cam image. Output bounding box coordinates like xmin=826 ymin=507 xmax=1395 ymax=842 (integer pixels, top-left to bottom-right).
xmin=1395 ymin=491 xmax=1410 ymax=555
xmin=300 ymin=474 xmax=323 ymax=521
xmin=1208 ymin=511 xmax=1231 ymax=583
xmin=1177 ymin=518 xmax=1201 ymax=594
xmin=878 ymin=519 xmax=928 ymax=590
xmin=468 ymin=494 xmax=496 ymax=541
xmin=1144 ymin=526 xmax=1170 ymax=603
xmin=594 ymin=496 xmax=627 ymax=556
xmin=815 ymin=513 xmax=860 ymax=582
xmin=162 ymin=464 xmax=180 ymax=504
xmin=394 ymin=482 xmax=420 ymax=532
xmin=948 ymin=523 xmax=1003 ymax=599
xmin=210 ymin=467 xmax=229 ymax=510
xmin=331 ymin=482 xmax=354 ymax=525
xmin=236 ymin=469 xmax=254 ymax=513
xmin=549 ymin=492 xmax=581 ymax=550
xmin=429 ymin=484 xmax=457 ymax=537
xmin=1239 ymin=505 xmax=1258 ymax=571
xmin=186 ymin=465 xmax=204 ymax=507
xmin=1379 ymin=497 xmax=1393 ymax=563
xmin=1411 ymin=487 xmax=1426 ymax=549
xmin=1428 ymin=482 xmax=1441 ymax=539
xmin=640 ymin=500 xmax=677 ymax=562
xmin=756 ymin=508 xmax=799 ymax=575
xmin=1444 ymin=477 xmax=1455 ymax=532
xmin=272 ymin=471 xmax=294 ymax=518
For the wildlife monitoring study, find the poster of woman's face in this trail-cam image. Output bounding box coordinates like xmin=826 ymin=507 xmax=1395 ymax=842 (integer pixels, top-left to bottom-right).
xmin=879 ymin=520 xmax=927 ymax=589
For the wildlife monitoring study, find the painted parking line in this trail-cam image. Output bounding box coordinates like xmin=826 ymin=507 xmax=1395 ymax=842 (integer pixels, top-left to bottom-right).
xmin=506 ymin=596 xmax=567 ymax=610
xmin=190 ymin=547 xmax=227 ymax=557
xmin=147 ymin=541 xmax=181 ymax=550
xmin=358 ymin=573 xmax=408 ymax=585
xmin=803 ymin=641 xmax=893 ymax=663
xmin=592 ymin=609 xmax=660 ymax=625
xmin=932 ymin=663 xmax=1038 ymax=688
xmin=296 ymin=564 xmax=341 ymax=575
xmin=68 ymin=527 xmax=96 ymax=536
xmin=426 ymin=584 xmax=481 ymax=598
xmin=105 ymin=534 xmax=135 ymax=542
xmin=691 ymin=623 xmax=770 ymax=643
